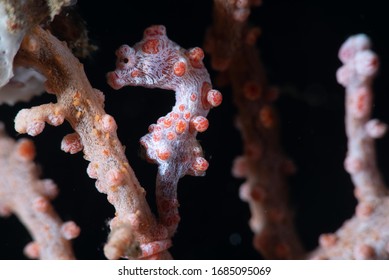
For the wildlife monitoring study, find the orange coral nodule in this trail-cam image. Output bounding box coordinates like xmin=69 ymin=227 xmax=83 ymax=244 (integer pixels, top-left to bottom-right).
xmin=169 ymin=112 xmax=180 ymax=120
xmin=319 ymin=233 xmax=338 ymax=248
xmin=157 ymin=148 xmax=171 ymax=161
xmin=190 ymin=116 xmax=209 ymax=132
xmin=259 ymin=105 xmax=275 ymax=128
xmin=72 ymin=98 xmax=81 ymax=107
xmin=207 ymin=89 xmax=223 ymax=107
xmin=163 ymin=117 xmax=173 ymax=128
xmin=61 ymin=133 xmax=83 ymax=154
xmin=140 ymin=239 xmax=172 ymax=259
xmin=183 ymin=111 xmax=191 ymax=120
xmin=142 ymin=39 xmax=160 ymax=54
xmin=47 ymin=112 xmax=65 ymax=126
xmin=73 ymin=91 xmax=81 ymax=99
xmin=190 ymin=92 xmax=198 ymax=102
xmin=178 ymin=104 xmax=185 ymax=111
xmin=245 ymin=27 xmax=262 ymax=46
xmin=24 ymin=242 xmax=40 ymax=259
xmin=274 ymin=243 xmax=290 ymax=259
xmin=175 ymin=119 xmax=187 ymax=134
xmin=26 ymin=121 xmax=45 ymax=136
xmin=41 ymin=179 xmax=59 ymax=200
xmin=86 ymin=162 xmax=98 ymax=179
xmin=152 ymin=132 xmax=162 ymax=142
xmin=354 ymin=244 xmax=376 ymax=260
xmin=160 ymin=198 xmax=179 ymax=211
xmin=366 ymin=119 xmax=387 ymax=139
xmin=192 ymin=157 xmax=209 ymax=172
xmin=166 ymin=131 xmax=177 ymax=141
xmin=107 ymin=169 xmax=124 ymax=186
xmin=353 ymin=88 xmax=371 ymax=118
xmin=243 ymin=81 xmax=262 ymax=100
xmin=249 ymin=187 xmax=264 ymax=202
xmin=344 ymin=156 xmax=364 ymax=174
xmin=33 ymin=197 xmax=49 ymax=212
xmin=356 ymin=202 xmax=375 ymax=218
xmin=101 ymin=114 xmax=117 ymax=133
xmin=61 ymin=221 xmax=81 ymax=240
xmin=17 ymin=139 xmax=36 ymax=161
xmin=232 ymin=156 xmax=249 ymax=178
xmin=188 ymin=47 xmax=204 ymax=68
xmin=173 ymin=61 xmax=187 ymax=77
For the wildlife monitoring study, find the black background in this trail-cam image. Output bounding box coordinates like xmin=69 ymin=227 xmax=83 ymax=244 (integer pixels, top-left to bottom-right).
xmin=1 ymin=0 xmax=389 ymax=259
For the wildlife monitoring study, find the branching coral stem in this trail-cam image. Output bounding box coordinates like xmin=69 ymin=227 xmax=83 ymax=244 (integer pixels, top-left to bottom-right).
xmin=207 ymin=0 xmax=303 ymax=259
xmin=0 ymin=123 xmax=78 ymax=259
xmin=310 ymin=34 xmax=389 ymax=260
xmin=14 ymin=26 xmax=169 ymax=259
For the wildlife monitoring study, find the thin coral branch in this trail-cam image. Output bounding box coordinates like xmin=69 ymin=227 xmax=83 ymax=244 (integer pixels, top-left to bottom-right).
xmin=206 ymin=0 xmax=304 ymax=259
xmin=205 ymin=0 xmax=262 ymax=71
xmin=338 ymin=35 xmax=388 ymax=201
xmin=14 ymin=26 xmax=171 ymax=260
xmin=310 ymin=34 xmax=389 ymax=259
xmin=0 ymin=123 xmax=79 ymax=259
xmin=107 ymin=25 xmax=222 ymax=237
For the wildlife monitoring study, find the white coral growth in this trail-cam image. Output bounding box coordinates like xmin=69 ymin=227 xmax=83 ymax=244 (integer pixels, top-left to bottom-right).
xmin=0 ymin=2 xmax=28 ymax=88
xmin=0 ymin=66 xmax=45 ymax=105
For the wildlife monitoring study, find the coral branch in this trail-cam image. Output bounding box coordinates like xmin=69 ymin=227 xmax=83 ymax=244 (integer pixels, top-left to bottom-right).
xmin=14 ymin=26 xmax=169 ymax=259
xmin=337 ymin=34 xmax=387 ymax=201
xmin=0 ymin=123 xmax=78 ymax=259
xmin=206 ymin=0 xmax=303 ymax=259
xmin=205 ymin=0 xmax=262 ymax=71
xmin=107 ymin=25 xmax=222 ymax=237
xmin=310 ymin=34 xmax=389 ymax=259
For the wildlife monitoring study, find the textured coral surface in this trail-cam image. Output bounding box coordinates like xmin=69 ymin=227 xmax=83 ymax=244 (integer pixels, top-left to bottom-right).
xmin=1 ymin=0 xmax=389 ymax=259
